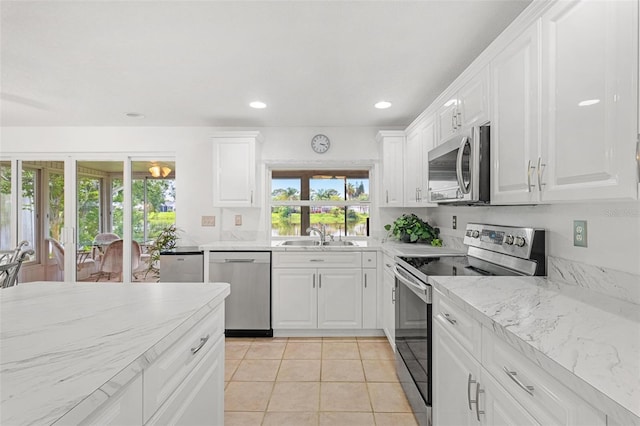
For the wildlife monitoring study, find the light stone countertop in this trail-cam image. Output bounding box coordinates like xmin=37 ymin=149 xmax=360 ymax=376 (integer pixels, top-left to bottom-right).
xmin=430 ymin=275 xmax=640 ymax=425
xmin=0 ymin=282 xmax=230 ymax=426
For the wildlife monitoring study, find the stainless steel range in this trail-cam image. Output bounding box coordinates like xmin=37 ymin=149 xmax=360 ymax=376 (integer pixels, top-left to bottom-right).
xmin=393 ymin=223 xmax=546 ymax=426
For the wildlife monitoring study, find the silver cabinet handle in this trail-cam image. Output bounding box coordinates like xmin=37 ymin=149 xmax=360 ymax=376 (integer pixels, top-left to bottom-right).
xmin=536 ymin=157 xmax=546 ymax=191
xmin=191 ymin=334 xmax=210 ymax=355
xmin=391 ymin=287 xmax=396 ymax=303
xmin=467 ymin=373 xmax=475 ymax=410
xmin=313 ymin=274 xmax=316 ymax=288
xmin=319 ymin=274 xmax=322 ymax=289
xmin=475 ymin=381 xmax=485 ymax=421
xmin=503 ymin=366 xmax=534 ymax=396
xmin=364 ymin=273 xmax=367 ymax=288
xmin=225 ymin=259 xmax=255 ymax=263
xmin=442 ymin=312 xmax=457 ymax=326
xmin=250 ymin=190 xmax=254 ymax=204
xmin=386 ymin=190 xmax=389 ymax=204
xmin=310 ymin=259 xmax=325 ymax=262
xmin=452 ymin=113 xmax=456 ymax=131
xmin=527 ymin=160 xmax=535 ymax=193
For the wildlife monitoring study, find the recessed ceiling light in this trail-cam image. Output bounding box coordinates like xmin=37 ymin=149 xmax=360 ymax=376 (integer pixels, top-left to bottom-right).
xmin=125 ymin=112 xmax=145 ymax=118
xmin=375 ymin=101 xmax=392 ymax=109
xmin=250 ymin=101 xmax=267 ymax=109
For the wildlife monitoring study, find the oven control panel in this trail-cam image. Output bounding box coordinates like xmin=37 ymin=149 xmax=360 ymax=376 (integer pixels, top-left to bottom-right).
xmin=464 ymin=223 xmax=544 ymax=259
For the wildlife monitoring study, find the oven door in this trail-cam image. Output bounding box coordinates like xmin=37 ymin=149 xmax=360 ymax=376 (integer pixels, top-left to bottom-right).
xmin=393 ymin=265 xmax=432 ymax=426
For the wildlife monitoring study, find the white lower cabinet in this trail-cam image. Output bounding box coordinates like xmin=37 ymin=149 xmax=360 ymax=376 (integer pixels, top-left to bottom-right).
xmin=433 ymin=289 xmax=605 ymax=426
xmin=317 ymin=269 xmax=362 ymax=329
xmin=146 ymin=337 xmax=224 ymax=426
xmin=80 ymin=375 xmax=143 ymax=425
xmin=381 ymin=254 xmax=395 ymax=349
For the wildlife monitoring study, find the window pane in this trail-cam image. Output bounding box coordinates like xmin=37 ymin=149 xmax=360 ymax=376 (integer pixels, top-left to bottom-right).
xmin=112 ymin=178 xmax=124 ymax=237
xmin=310 ymin=206 xmax=345 ymax=237
xmin=49 ymin=171 xmax=65 ymax=243
xmin=310 ymin=177 xmax=344 ymax=200
xmin=271 ymin=178 xmax=300 ymax=201
xmin=77 ymin=176 xmax=100 ymax=249
xmin=21 ymin=168 xmax=37 ymax=256
xmin=271 ymin=206 xmax=301 ymax=236
xmin=0 ymin=162 xmax=11 ymax=250
xmin=347 ymin=206 xmax=369 ymax=236
xmin=347 ymin=178 xmax=369 ymax=201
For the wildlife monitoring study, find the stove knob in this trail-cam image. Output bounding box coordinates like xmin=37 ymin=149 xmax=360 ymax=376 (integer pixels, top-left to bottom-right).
xmin=514 ymin=236 xmax=526 ymax=247
xmin=471 ymin=230 xmax=480 ymax=239
xmin=504 ymin=235 xmax=514 ymax=245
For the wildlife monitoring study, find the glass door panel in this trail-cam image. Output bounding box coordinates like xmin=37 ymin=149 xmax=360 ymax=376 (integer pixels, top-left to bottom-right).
xmin=0 ymin=161 xmax=12 ymax=251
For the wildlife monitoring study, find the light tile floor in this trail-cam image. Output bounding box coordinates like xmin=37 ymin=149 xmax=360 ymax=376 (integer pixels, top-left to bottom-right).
xmin=225 ymin=336 xmax=418 ymax=426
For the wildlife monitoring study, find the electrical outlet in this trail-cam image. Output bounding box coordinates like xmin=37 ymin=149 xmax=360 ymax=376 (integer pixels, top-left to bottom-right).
xmin=573 ymin=220 xmax=587 ymax=247
xmin=201 ymin=215 xmax=215 ymax=227
xmin=452 ymin=215 xmax=457 ymax=230
xmin=235 ymin=215 xmax=242 ymax=226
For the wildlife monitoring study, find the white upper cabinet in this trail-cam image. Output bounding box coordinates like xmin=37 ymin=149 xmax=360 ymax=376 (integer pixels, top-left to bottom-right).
xmin=377 ymin=131 xmax=405 ymax=207
xmin=437 ymin=67 xmax=489 ymax=145
xmin=212 ymin=131 xmax=262 ymax=207
xmin=491 ymin=22 xmax=542 ymax=204
xmin=539 ymin=0 xmax=638 ymax=201
xmin=404 ymin=116 xmax=436 ymax=207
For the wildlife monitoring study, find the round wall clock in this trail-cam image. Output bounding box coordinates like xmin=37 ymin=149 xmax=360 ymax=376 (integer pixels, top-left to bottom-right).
xmin=311 ymin=134 xmax=331 ymax=154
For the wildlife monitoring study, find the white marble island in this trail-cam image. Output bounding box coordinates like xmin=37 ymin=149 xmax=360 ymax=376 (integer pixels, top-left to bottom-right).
xmin=0 ymin=282 xmax=230 ymax=425
xmin=431 ymin=275 xmax=640 ymax=425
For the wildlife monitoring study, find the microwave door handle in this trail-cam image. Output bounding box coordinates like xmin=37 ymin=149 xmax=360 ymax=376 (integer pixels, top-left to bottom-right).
xmin=456 ymin=136 xmax=470 ymax=194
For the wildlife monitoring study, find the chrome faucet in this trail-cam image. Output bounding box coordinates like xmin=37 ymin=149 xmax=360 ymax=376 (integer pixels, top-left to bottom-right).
xmin=306 ymin=224 xmax=327 ymax=244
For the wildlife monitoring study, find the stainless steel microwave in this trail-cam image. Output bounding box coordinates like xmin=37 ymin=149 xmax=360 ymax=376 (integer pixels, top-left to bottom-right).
xmin=427 ymin=124 xmax=490 ymax=204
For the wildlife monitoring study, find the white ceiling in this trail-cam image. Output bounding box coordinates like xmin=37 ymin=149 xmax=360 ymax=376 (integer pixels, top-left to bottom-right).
xmin=1 ymin=0 xmax=531 ymax=128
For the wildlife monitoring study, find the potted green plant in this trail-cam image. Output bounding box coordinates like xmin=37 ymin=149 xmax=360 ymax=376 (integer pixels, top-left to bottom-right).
xmin=384 ymin=213 xmax=442 ymax=246
xmin=145 ymin=224 xmax=180 ymax=278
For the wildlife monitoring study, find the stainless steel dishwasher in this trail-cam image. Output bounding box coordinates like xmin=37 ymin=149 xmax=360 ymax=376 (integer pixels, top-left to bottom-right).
xmin=209 ymin=251 xmax=272 ymax=337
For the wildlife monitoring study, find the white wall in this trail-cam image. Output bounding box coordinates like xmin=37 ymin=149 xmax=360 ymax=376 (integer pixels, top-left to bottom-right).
xmin=0 ymin=126 xmax=387 ymax=245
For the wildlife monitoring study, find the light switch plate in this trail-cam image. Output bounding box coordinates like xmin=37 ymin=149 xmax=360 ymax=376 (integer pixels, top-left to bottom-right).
xmin=235 ymin=215 xmax=242 ymax=226
xmin=201 ymin=215 xmax=215 ymax=227
xmin=573 ymin=220 xmax=587 ymax=247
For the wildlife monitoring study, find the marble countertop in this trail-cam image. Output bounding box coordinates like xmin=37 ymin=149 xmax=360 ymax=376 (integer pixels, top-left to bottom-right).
xmin=430 ymin=275 xmax=640 ymax=424
xmin=0 ymin=282 xmax=230 ymax=425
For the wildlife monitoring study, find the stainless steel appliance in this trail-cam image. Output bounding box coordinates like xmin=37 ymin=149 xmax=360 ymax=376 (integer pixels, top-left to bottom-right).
xmin=159 ymin=247 xmax=204 ymax=282
xmin=427 ymin=124 xmax=490 ymax=204
xmin=209 ymin=251 xmax=272 ymax=337
xmin=393 ymin=223 xmax=546 ymax=426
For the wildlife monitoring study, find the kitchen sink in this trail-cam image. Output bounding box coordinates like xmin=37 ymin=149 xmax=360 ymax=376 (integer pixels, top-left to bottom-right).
xmin=280 ymin=240 xmax=321 ymax=246
xmin=279 ymin=240 xmax=356 ymax=247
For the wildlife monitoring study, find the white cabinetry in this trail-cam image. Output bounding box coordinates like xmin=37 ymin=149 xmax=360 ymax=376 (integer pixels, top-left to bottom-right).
xmin=362 ymin=251 xmax=377 ymax=329
xmin=81 ymin=376 xmax=143 ymax=425
xmin=377 ymin=131 xmax=405 ymax=207
xmin=491 ymin=22 xmax=542 ymax=204
xmin=404 ymin=116 xmax=436 ymax=207
xmin=212 ymin=131 xmax=262 ymax=207
xmin=433 ymin=289 xmax=606 ymax=426
xmin=539 ymin=0 xmax=638 ymax=201
xmin=437 ymin=68 xmax=489 ymax=144
xmin=272 ymin=252 xmax=364 ymax=330
xmin=381 ymin=253 xmax=395 ymax=350
xmin=491 ymin=0 xmax=639 ymax=204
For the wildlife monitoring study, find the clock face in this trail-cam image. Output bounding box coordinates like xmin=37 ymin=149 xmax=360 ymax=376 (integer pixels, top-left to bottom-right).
xmin=311 ymin=134 xmax=330 ymax=154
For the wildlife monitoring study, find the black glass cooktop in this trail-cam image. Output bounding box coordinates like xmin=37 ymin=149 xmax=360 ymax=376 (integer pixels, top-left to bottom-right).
xmin=397 ymin=255 xmax=492 ymax=278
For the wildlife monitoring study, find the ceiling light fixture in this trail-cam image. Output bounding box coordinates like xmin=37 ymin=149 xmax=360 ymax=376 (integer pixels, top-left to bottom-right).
xmin=125 ymin=112 xmax=145 ymax=118
xmin=249 ymin=101 xmax=267 ymax=109
xmin=374 ymin=101 xmax=392 ymax=109
xmin=149 ymin=164 xmax=172 ymax=178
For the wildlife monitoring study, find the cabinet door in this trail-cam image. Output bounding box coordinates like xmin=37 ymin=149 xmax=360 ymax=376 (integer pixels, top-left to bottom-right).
xmin=272 ymin=268 xmax=317 ymax=329
xmin=459 ymin=68 xmax=489 ymax=129
xmin=382 ymin=260 xmax=395 ymax=349
xmin=491 ymin=23 xmax=541 ymax=204
xmin=212 ymin=135 xmax=257 ymax=206
xmin=540 ymin=0 xmax=638 ymax=201
xmin=437 ymin=97 xmax=459 ymax=144
xmin=146 ymin=337 xmax=224 ymax=426
xmin=362 ymin=268 xmax=377 ymax=329
xmin=481 ymin=370 xmax=540 ymax=426
xmin=404 ymin=128 xmax=423 ymax=206
xmin=317 ymin=268 xmax=362 ymax=329
xmin=378 ymin=132 xmax=405 ymax=207
xmin=433 ymin=321 xmax=480 ymax=426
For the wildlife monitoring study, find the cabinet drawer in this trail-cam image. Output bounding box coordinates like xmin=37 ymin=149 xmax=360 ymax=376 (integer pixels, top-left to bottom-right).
xmin=143 ymin=305 xmax=224 ymax=422
xmin=433 ymin=291 xmax=481 ymax=359
xmin=482 ymin=328 xmax=605 ymax=426
xmin=272 ymin=251 xmax=362 ymax=268
xmin=362 ymin=251 xmax=377 ymax=268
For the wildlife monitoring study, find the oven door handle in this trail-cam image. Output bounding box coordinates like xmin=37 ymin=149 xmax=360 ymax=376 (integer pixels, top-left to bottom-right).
xmin=393 ymin=265 xmax=431 ymax=303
